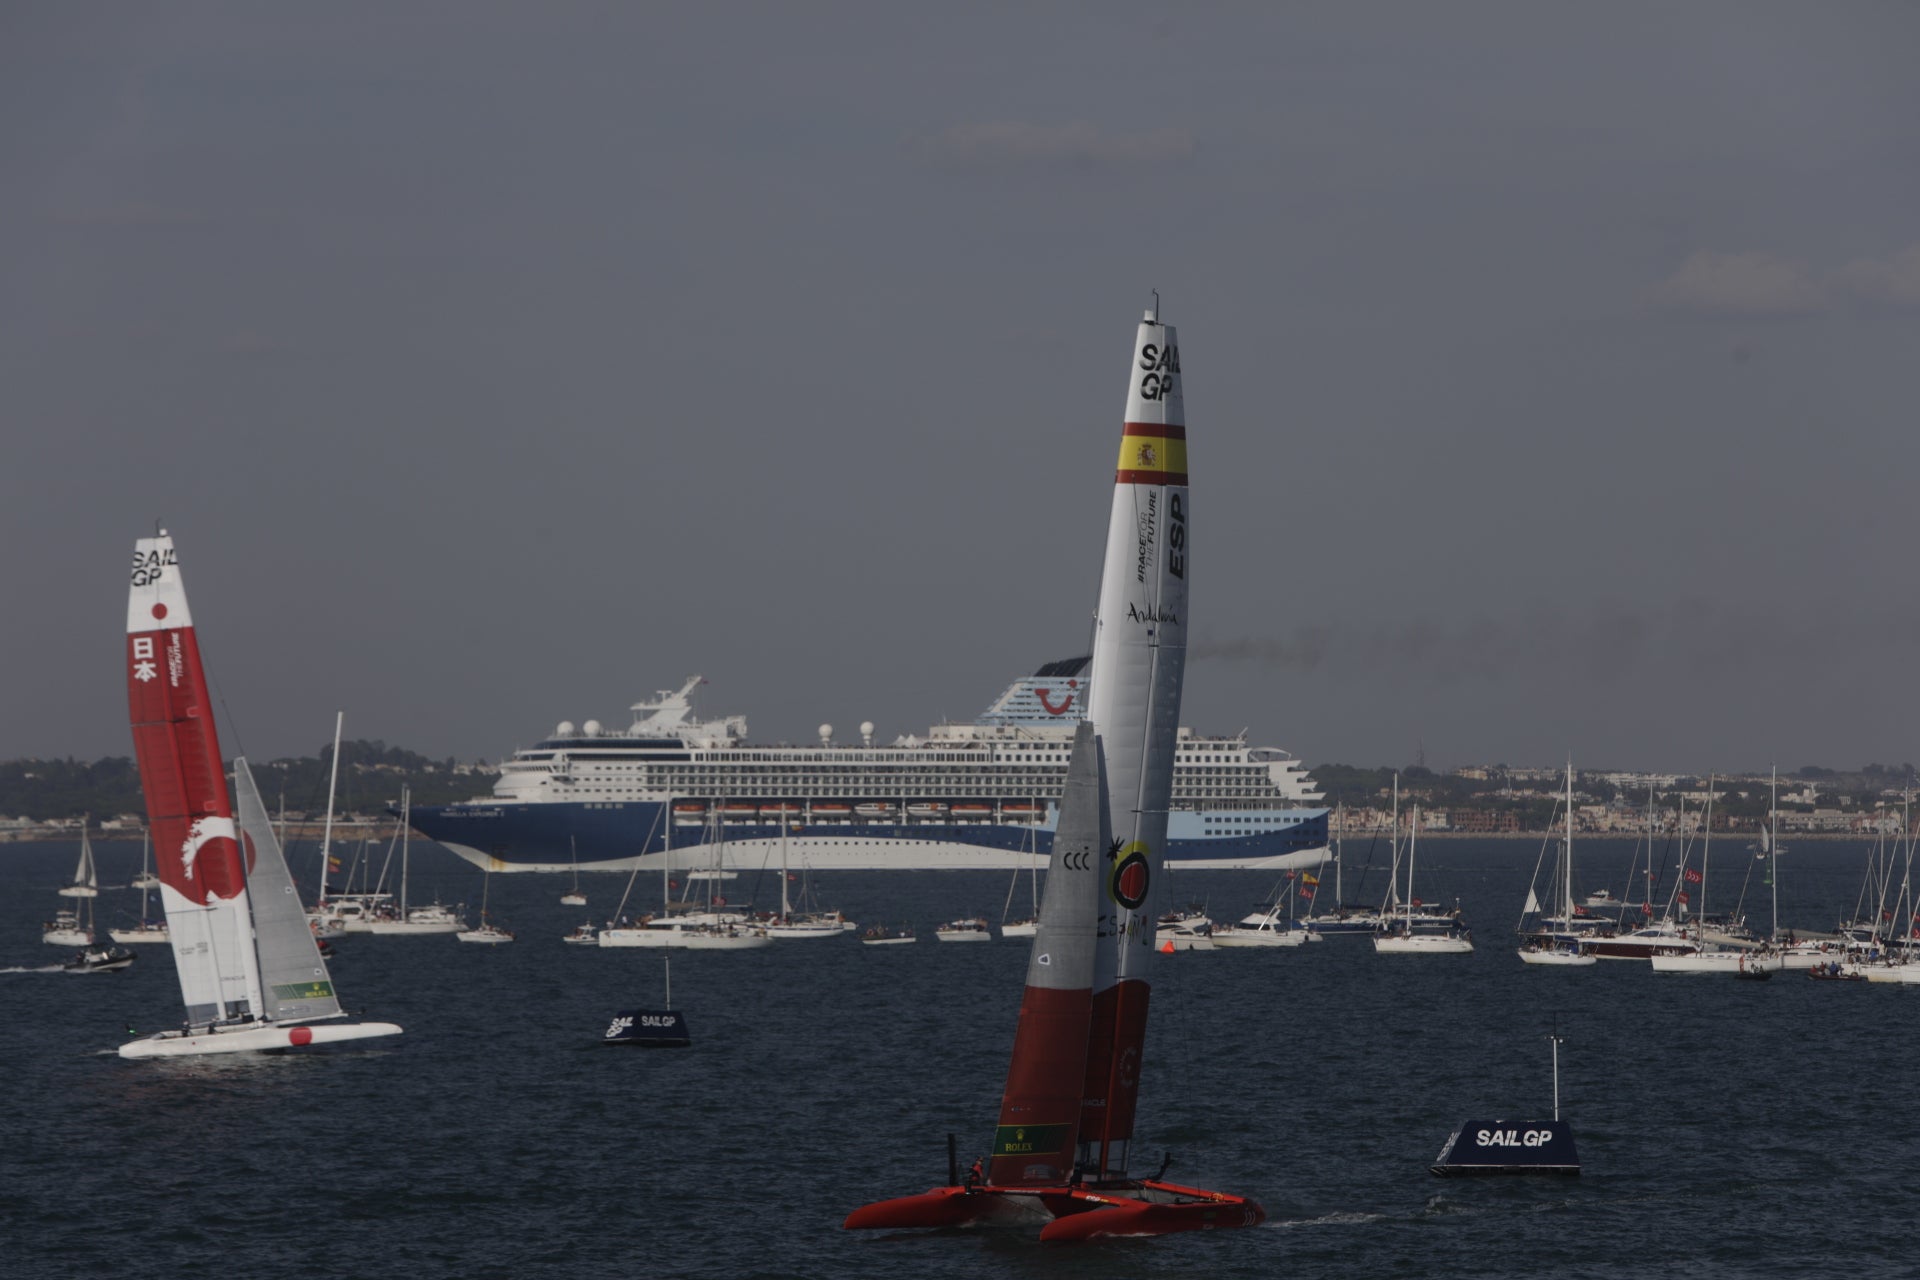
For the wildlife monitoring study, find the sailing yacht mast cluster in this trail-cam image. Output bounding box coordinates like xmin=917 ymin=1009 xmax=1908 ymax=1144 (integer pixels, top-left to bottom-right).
xmin=845 ymin=305 xmax=1260 ymax=1240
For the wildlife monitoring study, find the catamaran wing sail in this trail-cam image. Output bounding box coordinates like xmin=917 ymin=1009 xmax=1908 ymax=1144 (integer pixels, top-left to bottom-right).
xmin=234 ymin=757 xmax=342 ymax=1023
xmin=126 ymin=532 xmax=260 ymax=1027
xmin=989 ymin=722 xmax=1109 ymax=1187
xmin=1081 ymin=304 xmax=1189 ymax=1180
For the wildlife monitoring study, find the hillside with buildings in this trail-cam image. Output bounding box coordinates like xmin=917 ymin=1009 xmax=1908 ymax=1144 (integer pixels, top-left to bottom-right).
xmin=0 ymin=743 xmax=497 ymax=840
xmin=1319 ymin=763 xmax=1919 ymax=836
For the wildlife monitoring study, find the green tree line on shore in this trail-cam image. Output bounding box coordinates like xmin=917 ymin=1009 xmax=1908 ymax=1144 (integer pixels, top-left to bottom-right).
xmin=0 ymin=740 xmax=495 ymax=824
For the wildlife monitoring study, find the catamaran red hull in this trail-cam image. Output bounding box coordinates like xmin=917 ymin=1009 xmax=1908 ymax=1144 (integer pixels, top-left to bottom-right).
xmin=843 ymin=1179 xmax=1263 ymax=1240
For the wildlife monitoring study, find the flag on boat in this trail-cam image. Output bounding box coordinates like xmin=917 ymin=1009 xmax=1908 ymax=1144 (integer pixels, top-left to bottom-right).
xmin=1678 ymin=891 xmax=1690 ymax=905
xmin=1299 ymin=887 xmax=1314 ymax=899
xmin=1301 ymin=873 xmax=1319 ymax=885
xmin=1683 ymin=868 xmax=1702 ymax=883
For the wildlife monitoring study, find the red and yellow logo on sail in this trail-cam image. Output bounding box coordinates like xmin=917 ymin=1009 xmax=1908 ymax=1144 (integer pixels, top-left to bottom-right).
xmin=1107 ymin=840 xmax=1152 ymax=911
xmin=1115 ymin=424 xmax=1187 ymax=486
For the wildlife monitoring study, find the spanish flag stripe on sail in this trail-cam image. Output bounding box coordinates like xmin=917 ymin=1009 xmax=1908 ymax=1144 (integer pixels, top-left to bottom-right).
xmin=1114 ymin=427 xmax=1188 ymax=485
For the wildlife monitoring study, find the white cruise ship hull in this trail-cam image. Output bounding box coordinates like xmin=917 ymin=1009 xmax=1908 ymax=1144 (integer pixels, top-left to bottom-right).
xmin=405 ymin=661 xmax=1331 ymax=874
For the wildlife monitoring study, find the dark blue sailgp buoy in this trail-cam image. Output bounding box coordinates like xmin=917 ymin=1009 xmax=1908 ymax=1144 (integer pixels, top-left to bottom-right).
xmin=601 ymin=955 xmax=690 ymax=1046
xmin=1431 ymin=1030 xmax=1580 ymax=1176
xmin=1430 ymin=1119 xmax=1579 ymax=1176
xmin=602 ymin=1009 xmax=691 ymax=1047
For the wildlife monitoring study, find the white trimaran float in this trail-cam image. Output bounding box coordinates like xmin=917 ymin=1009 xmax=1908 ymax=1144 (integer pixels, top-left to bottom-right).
xmin=120 ymin=532 xmax=402 ymax=1058
xmin=846 ymin=303 xmax=1261 ymax=1240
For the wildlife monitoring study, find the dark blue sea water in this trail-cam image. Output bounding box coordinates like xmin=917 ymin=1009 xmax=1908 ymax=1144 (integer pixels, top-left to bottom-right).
xmin=3 ymin=835 xmax=1913 ymax=1279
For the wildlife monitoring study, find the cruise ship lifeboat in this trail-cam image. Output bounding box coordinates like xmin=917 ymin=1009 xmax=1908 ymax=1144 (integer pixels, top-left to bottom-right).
xmin=813 ymin=804 xmax=853 ymax=818
xmin=950 ymin=804 xmax=993 ymax=819
xmin=906 ymin=803 xmax=948 ymax=818
xmin=1002 ymin=802 xmax=1043 ymax=817
xmin=720 ymin=803 xmax=759 ymax=820
xmin=760 ymin=803 xmax=803 ymax=818
xmin=855 ymin=803 xmax=895 ymax=818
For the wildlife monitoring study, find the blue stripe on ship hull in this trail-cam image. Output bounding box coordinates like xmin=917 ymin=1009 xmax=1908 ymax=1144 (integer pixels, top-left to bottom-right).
xmin=405 ymin=802 xmax=1330 ymax=869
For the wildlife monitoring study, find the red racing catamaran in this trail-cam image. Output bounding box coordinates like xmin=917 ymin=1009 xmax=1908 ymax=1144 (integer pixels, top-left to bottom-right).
xmin=844 ymin=304 xmax=1262 ymax=1240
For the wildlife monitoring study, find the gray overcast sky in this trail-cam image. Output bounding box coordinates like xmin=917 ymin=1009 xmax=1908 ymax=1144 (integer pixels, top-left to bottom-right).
xmin=3 ymin=3 xmax=1916 ymax=774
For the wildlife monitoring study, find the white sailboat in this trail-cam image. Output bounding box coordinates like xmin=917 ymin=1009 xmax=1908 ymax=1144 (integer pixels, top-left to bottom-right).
xmin=120 ymin=531 xmax=401 ymax=1057
xmin=1374 ymin=806 xmax=1473 ymax=954
xmin=999 ymin=805 xmax=1042 ymax=938
xmin=560 ymin=836 xmax=587 ymax=906
xmin=58 ymin=821 xmax=100 ymax=898
xmin=45 ymin=821 xmax=101 ymax=946
xmin=1650 ymin=776 xmax=1778 ymax=975
xmin=1302 ymin=809 xmax=1381 ymax=935
xmin=1755 ymin=767 xmax=1846 ymax=970
xmin=598 ymin=806 xmax=768 ymax=948
xmin=456 ymin=869 xmax=515 ymax=943
xmin=764 ymin=822 xmax=854 ymax=938
xmin=1518 ymin=764 xmax=1597 ymax=966
xmin=109 ymin=829 xmax=171 ymax=944
xmin=304 ymin=713 xmax=367 ymax=938
xmin=368 ymin=788 xmax=465 ymax=934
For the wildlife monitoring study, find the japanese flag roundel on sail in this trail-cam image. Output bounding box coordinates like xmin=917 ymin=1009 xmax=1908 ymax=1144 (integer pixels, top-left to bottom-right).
xmin=127 ymin=532 xmax=259 ymax=1027
xmin=1080 ymin=304 xmax=1188 ymax=1179
xmin=988 ymin=722 xmax=1109 ymax=1187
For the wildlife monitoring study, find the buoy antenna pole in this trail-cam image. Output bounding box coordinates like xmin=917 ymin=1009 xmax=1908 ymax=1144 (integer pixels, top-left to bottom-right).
xmin=1548 ymin=1023 xmax=1566 ymax=1121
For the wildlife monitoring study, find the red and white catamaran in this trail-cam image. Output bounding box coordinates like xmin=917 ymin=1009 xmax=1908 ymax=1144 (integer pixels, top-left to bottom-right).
xmin=844 ymin=305 xmax=1262 ymax=1241
xmin=120 ymin=531 xmax=402 ymax=1058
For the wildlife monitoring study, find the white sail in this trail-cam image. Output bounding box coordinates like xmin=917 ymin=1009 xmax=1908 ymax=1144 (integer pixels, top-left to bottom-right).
xmin=234 ymin=758 xmax=342 ymax=1022
xmin=1080 ymin=303 xmax=1190 ymax=1178
xmin=59 ymin=827 xmax=101 ymax=898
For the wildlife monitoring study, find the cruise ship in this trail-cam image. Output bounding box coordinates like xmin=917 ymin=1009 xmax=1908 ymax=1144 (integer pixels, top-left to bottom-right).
xmin=406 ymin=659 xmax=1330 ymax=873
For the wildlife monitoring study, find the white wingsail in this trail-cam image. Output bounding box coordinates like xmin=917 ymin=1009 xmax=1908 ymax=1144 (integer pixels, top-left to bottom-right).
xmin=234 ymin=758 xmax=343 ymax=1023
xmin=1080 ymin=302 xmax=1190 ymax=1179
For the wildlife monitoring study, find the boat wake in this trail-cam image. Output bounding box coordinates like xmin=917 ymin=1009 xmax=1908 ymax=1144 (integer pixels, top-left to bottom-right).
xmin=0 ymin=965 xmax=66 ymax=975
xmin=1271 ymin=1210 xmax=1393 ymax=1229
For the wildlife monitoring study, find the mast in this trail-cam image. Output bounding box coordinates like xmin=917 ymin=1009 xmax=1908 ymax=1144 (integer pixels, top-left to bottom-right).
xmin=399 ymin=786 xmax=411 ymax=919
xmin=318 ymin=712 xmax=343 ymax=910
xmin=990 ymin=723 xmax=1106 ymax=1185
xmin=780 ymin=820 xmax=792 ymax=921
xmin=1079 ymin=301 xmax=1189 ymax=1182
xmin=1700 ymin=774 xmax=1715 ymax=943
xmin=1334 ymin=804 xmax=1344 ymax=906
xmin=1385 ymin=776 xmax=1401 ymax=916
xmin=1769 ymin=765 xmax=1779 ymax=942
xmin=1407 ymin=805 xmax=1419 ymax=929
xmin=1564 ymin=761 xmax=1575 ymax=922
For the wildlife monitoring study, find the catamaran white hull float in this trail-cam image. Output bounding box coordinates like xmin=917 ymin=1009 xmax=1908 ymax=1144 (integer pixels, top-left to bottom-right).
xmin=846 ymin=307 xmax=1261 ymax=1242
xmin=121 ymin=531 xmax=403 ymax=1059
xmin=121 ymin=1020 xmax=405 ymax=1059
